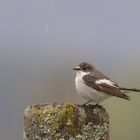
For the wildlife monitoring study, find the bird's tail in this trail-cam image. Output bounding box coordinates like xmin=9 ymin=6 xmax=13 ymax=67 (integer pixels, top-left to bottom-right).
xmin=119 ymin=87 xmax=140 ymax=92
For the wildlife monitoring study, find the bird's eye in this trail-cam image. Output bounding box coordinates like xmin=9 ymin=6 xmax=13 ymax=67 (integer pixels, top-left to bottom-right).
xmin=83 ymin=67 xmax=86 ymax=71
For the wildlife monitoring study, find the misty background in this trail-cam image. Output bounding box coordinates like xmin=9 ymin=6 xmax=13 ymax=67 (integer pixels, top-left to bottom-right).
xmin=0 ymin=0 xmax=140 ymax=139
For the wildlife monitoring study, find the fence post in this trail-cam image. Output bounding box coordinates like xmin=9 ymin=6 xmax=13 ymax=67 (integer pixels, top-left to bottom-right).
xmin=24 ymin=103 xmax=109 ymax=140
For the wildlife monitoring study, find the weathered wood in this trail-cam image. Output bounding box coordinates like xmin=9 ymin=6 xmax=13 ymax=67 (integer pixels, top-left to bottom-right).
xmin=24 ymin=103 xmax=109 ymax=140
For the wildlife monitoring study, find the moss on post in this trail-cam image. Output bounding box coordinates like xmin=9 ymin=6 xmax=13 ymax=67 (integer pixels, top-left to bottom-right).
xmin=24 ymin=103 xmax=109 ymax=140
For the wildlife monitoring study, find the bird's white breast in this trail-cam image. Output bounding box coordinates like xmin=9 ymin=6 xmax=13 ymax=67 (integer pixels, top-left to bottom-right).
xmin=75 ymin=71 xmax=110 ymax=103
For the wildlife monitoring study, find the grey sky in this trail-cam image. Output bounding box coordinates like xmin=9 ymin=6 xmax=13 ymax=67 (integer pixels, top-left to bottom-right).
xmin=0 ymin=0 xmax=140 ymax=139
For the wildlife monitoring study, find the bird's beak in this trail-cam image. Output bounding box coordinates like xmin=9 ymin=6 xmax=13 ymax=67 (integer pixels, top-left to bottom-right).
xmin=73 ymin=66 xmax=80 ymax=71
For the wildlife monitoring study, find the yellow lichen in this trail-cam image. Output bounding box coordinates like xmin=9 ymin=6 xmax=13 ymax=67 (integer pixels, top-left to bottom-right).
xmin=63 ymin=103 xmax=80 ymax=135
xmin=24 ymin=104 xmax=109 ymax=139
xmin=30 ymin=103 xmax=80 ymax=137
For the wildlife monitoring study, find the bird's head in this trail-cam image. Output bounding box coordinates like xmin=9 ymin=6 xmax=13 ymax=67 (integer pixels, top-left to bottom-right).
xmin=73 ymin=62 xmax=94 ymax=73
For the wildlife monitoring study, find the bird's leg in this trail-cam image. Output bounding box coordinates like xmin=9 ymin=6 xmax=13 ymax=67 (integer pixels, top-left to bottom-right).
xmin=95 ymin=103 xmax=102 ymax=108
xmin=95 ymin=103 xmax=98 ymax=105
xmin=95 ymin=103 xmax=99 ymax=107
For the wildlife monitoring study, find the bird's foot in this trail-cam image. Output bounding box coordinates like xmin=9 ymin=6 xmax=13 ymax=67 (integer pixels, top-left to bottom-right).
xmin=80 ymin=101 xmax=101 ymax=109
xmin=95 ymin=103 xmax=101 ymax=108
xmin=82 ymin=100 xmax=92 ymax=106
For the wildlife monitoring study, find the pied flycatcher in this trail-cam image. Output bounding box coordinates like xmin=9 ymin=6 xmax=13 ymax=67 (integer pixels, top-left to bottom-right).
xmin=73 ymin=62 xmax=140 ymax=104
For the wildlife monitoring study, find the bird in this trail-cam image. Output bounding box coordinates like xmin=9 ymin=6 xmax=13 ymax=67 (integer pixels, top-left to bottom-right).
xmin=73 ymin=62 xmax=140 ymax=104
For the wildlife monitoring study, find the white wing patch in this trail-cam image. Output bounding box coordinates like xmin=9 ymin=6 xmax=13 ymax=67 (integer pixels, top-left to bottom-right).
xmin=95 ymin=79 xmax=116 ymax=87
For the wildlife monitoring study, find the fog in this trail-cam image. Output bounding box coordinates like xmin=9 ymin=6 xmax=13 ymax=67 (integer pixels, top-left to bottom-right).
xmin=0 ymin=0 xmax=140 ymax=139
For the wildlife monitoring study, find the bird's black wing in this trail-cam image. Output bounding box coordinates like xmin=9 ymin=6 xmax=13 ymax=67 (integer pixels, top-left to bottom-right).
xmin=83 ymin=74 xmax=130 ymax=100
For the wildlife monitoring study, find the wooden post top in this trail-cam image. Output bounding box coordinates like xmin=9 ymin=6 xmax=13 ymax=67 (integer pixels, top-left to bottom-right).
xmin=24 ymin=103 xmax=109 ymax=140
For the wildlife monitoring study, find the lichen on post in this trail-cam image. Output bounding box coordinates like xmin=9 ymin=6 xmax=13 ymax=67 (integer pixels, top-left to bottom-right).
xmin=24 ymin=103 xmax=109 ymax=140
